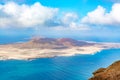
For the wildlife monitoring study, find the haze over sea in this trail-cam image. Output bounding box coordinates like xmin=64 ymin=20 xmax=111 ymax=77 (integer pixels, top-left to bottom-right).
xmin=0 ymin=36 xmax=120 ymax=80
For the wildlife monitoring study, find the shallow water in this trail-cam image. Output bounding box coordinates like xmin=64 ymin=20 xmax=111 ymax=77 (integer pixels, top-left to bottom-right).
xmin=0 ymin=49 xmax=120 ymax=80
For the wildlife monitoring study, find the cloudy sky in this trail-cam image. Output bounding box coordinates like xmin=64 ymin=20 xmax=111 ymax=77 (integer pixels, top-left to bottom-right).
xmin=0 ymin=0 xmax=120 ymax=42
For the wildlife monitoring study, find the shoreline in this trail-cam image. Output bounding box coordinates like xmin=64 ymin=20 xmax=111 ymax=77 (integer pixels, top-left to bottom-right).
xmin=0 ymin=38 xmax=120 ymax=60
xmin=0 ymin=45 xmax=120 ymax=60
xmin=1 ymin=48 xmax=120 ymax=61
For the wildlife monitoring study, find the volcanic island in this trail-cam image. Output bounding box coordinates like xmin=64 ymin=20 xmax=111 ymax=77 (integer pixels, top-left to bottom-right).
xmin=0 ymin=37 xmax=120 ymax=60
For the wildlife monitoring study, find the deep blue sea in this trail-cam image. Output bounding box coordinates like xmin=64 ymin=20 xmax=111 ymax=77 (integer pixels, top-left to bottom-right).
xmin=0 ymin=49 xmax=120 ymax=80
xmin=0 ymin=36 xmax=120 ymax=80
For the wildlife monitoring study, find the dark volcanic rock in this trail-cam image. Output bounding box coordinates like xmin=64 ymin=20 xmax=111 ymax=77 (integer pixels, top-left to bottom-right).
xmin=89 ymin=61 xmax=120 ymax=80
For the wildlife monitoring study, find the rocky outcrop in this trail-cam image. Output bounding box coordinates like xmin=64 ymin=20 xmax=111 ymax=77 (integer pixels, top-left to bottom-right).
xmin=89 ymin=61 xmax=120 ymax=80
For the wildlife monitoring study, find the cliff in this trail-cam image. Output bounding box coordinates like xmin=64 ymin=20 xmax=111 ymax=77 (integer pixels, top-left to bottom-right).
xmin=89 ymin=61 xmax=120 ymax=80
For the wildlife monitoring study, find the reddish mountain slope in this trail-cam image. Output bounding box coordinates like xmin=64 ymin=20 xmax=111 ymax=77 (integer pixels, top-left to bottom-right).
xmin=89 ymin=61 xmax=120 ymax=80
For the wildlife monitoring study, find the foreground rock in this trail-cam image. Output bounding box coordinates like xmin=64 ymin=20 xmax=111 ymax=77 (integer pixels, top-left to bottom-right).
xmin=89 ymin=61 xmax=120 ymax=80
xmin=0 ymin=37 xmax=120 ymax=60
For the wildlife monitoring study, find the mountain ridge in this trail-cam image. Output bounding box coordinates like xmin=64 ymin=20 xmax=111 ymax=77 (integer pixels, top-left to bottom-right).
xmin=5 ymin=37 xmax=95 ymax=49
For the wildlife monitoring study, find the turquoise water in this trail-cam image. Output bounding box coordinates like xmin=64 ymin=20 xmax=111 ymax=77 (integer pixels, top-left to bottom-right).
xmin=0 ymin=49 xmax=120 ymax=80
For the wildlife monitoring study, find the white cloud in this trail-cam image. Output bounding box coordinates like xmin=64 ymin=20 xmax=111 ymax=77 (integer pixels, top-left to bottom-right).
xmin=0 ymin=2 xmax=58 ymax=27
xmin=53 ymin=24 xmax=90 ymax=31
xmin=54 ymin=12 xmax=90 ymax=31
xmin=0 ymin=2 xmax=90 ymax=31
xmin=61 ymin=13 xmax=78 ymax=25
xmin=81 ymin=3 xmax=120 ymax=26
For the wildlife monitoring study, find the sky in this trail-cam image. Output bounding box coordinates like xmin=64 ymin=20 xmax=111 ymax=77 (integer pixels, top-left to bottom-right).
xmin=0 ymin=0 xmax=120 ymax=42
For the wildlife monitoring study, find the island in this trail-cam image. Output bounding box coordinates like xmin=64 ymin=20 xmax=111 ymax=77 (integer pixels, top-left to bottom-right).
xmin=0 ymin=37 xmax=120 ymax=60
xmin=89 ymin=60 xmax=120 ymax=80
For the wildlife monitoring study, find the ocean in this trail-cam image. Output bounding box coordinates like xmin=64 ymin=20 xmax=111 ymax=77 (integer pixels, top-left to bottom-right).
xmin=0 ymin=49 xmax=120 ymax=80
xmin=0 ymin=36 xmax=120 ymax=80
